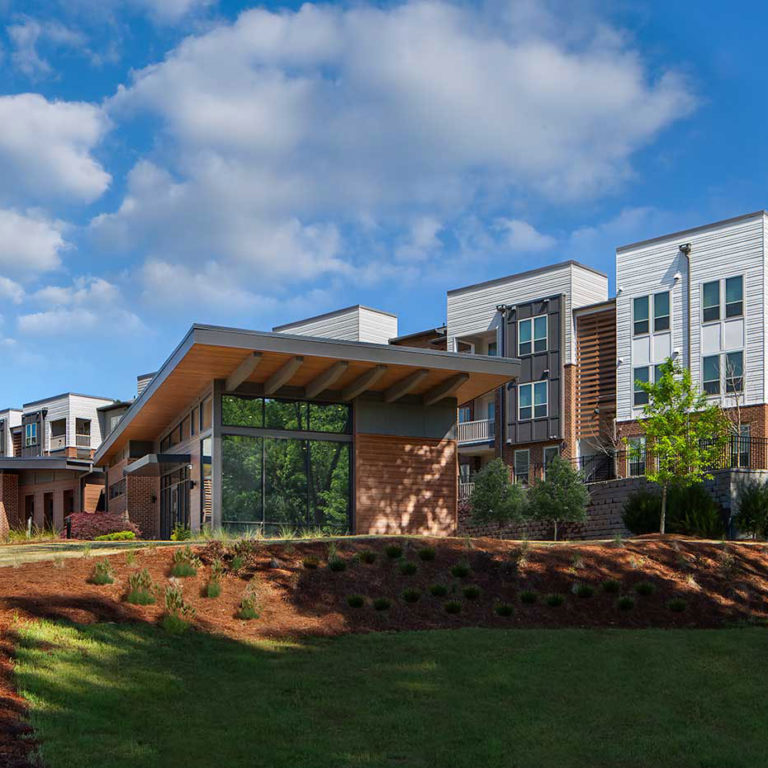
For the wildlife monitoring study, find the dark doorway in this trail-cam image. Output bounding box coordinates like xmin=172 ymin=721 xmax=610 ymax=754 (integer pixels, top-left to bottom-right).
xmin=160 ymin=467 xmax=190 ymax=539
xmin=63 ymin=489 xmax=75 ymax=518
xmin=24 ymin=495 xmax=34 ymax=527
xmin=43 ymin=493 xmax=54 ymax=530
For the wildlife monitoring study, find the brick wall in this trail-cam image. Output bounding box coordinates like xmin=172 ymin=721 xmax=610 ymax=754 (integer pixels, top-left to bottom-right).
xmin=126 ymin=476 xmax=160 ymax=539
xmin=0 ymin=473 xmax=19 ymax=538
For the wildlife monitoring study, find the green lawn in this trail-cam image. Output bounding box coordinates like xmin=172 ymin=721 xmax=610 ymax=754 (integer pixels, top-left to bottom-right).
xmin=14 ymin=622 xmax=768 ymax=768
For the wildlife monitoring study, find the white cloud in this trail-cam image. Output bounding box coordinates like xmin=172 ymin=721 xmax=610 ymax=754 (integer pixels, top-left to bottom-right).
xmin=0 ymin=93 xmax=110 ymax=204
xmin=0 ymin=277 xmax=24 ymax=304
xmin=496 ymin=219 xmax=556 ymax=252
xmin=18 ymin=277 xmax=142 ymax=336
xmin=7 ymin=18 xmax=89 ymax=78
xmin=0 ymin=208 xmax=69 ymax=277
xmin=131 ymin=0 xmax=213 ymax=24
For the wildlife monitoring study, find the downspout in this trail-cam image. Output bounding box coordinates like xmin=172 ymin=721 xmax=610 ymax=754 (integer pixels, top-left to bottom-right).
xmin=495 ymin=304 xmax=513 ymax=458
xmin=679 ymin=243 xmax=692 ymax=369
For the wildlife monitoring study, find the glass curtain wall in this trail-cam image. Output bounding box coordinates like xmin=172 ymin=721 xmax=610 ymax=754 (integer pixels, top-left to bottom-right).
xmin=221 ymin=395 xmax=352 ymax=534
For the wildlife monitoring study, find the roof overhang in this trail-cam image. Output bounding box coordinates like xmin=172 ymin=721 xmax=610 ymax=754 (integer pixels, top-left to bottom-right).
xmin=123 ymin=453 xmax=191 ymax=478
xmin=0 ymin=457 xmax=94 ymax=473
xmin=95 ymin=324 xmax=520 ymax=466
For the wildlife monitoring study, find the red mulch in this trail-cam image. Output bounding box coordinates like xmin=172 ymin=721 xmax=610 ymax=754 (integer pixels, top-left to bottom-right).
xmin=2 ymin=535 xmax=768 ymax=765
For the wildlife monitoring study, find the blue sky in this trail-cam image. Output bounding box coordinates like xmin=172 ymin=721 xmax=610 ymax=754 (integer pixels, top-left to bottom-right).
xmin=0 ymin=0 xmax=766 ymax=405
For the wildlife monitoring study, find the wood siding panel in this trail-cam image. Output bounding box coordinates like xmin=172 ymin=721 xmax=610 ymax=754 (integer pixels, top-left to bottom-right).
xmin=576 ymin=307 xmax=617 ymax=439
xmin=355 ymin=433 xmax=457 ymax=536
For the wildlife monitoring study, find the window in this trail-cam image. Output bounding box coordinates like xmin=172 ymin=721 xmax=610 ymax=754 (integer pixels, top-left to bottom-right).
xmin=633 ymin=296 xmax=649 ymax=335
xmin=518 ymin=316 xmax=547 ymax=356
xmin=633 ymin=367 xmax=650 ymax=407
xmin=654 ymin=363 xmax=665 ymax=384
xmin=24 ymin=423 xmax=37 ymax=447
xmin=543 ymin=446 xmax=559 ymax=477
xmin=201 ymin=397 xmax=212 ymax=431
xmin=222 ymin=395 xmax=264 ymax=428
xmin=628 ymin=437 xmax=646 ymax=477
xmin=513 ymin=450 xmax=530 ymax=484
xmin=702 ymin=281 xmax=720 ymax=323
xmin=109 ymin=479 xmax=126 ymax=500
xmin=518 ymin=381 xmax=547 ymax=420
xmin=458 ymin=406 xmax=471 ymax=423
xmin=703 ymin=355 xmax=720 ymax=395
xmin=191 ymin=407 xmax=198 ymax=436
xmin=725 ymin=276 xmax=743 ymax=318
xmin=725 ymin=350 xmax=744 ymax=393
xmin=487 ymin=401 xmax=495 ymax=421
xmin=487 ymin=341 xmax=498 ymax=357
xmin=653 ymin=291 xmax=670 ymax=332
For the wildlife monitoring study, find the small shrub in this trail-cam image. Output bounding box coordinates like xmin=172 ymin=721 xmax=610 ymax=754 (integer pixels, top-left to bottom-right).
xmin=634 ymin=581 xmax=656 ymax=596
xmin=418 ymin=546 xmax=436 ymax=561
xmin=64 ymin=512 xmax=141 ymax=541
xmin=205 ymin=579 xmax=222 ymax=599
xmin=230 ymin=555 xmax=244 ymax=572
xmin=53 ymin=555 xmax=66 ymax=569
xmin=170 ymin=546 xmax=200 ymax=577
xmin=444 ymin=600 xmax=462 ymax=614
xmin=463 ymin=585 xmax=481 ymax=600
xmin=617 ymin=596 xmax=635 ymax=611
xmin=385 ymin=544 xmax=403 ymax=559
xmin=668 ymin=597 xmax=687 ymax=613
xmin=233 ymin=539 xmax=258 ymax=558
xmin=302 ymin=556 xmax=319 ymax=569
xmin=545 ymin=593 xmax=565 ymax=607
xmin=451 ymin=562 xmax=471 ymax=578
xmin=602 ymin=578 xmax=621 ymax=594
xmin=125 ymin=550 xmax=137 ymax=567
xmin=170 ymin=523 xmax=192 ymax=541
xmin=402 ymin=588 xmax=421 ymax=604
xmin=373 ymin=597 xmax=391 ymax=611
xmin=429 ymin=583 xmax=448 ymax=597
xmin=126 ymin=569 xmax=156 ymax=605
xmin=573 ymin=583 xmax=594 ymax=598
xmin=470 ymin=457 xmax=527 ymax=529
xmin=527 ymin=457 xmax=590 ymax=540
xmin=163 ymin=581 xmax=195 ymax=633
xmin=622 ymin=490 xmax=662 ymax=535
xmin=519 ymin=590 xmax=537 ymax=604
xmin=94 ymin=531 xmax=136 ymax=541
xmin=358 ymin=550 xmax=377 ymax=564
xmin=736 ymin=478 xmax=768 ymax=539
xmin=88 ymin=559 xmax=114 ymax=585
xmin=237 ymin=584 xmax=262 ymax=620
xmin=495 ymin=602 xmax=514 ymax=617
xmin=399 ymin=561 xmax=418 ymax=576
xmin=328 ymin=556 xmax=347 ymax=572
xmin=346 ymin=594 xmax=365 ymax=608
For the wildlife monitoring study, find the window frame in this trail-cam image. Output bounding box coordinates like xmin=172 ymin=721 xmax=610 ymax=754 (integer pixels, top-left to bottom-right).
xmin=633 ymin=295 xmax=650 ymax=336
xmin=543 ymin=446 xmax=559 ymax=477
xmin=628 ymin=437 xmax=646 ymax=477
xmin=725 ymin=275 xmax=744 ymax=319
xmin=518 ymin=315 xmax=547 ymax=356
xmin=633 ymin=366 xmax=650 ymax=407
xmin=518 ymin=381 xmax=548 ymax=421
xmin=24 ymin=422 xmax=37 ymax=447
xmin=513 ymin=449 xmax=530 ymax=485
xmin=702 ymin=354 xmax=721 ymax=396
xmin=725 ymin=350 xmax=744 ymax=394
xmin=653 ymin=291 xmax=670 ymax=332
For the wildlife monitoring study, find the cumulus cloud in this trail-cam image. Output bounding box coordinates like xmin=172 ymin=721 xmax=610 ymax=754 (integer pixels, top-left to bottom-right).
xmin=18 ymin=276 xmax=142 ymax=336
xmin=496 ymin=219 xmax=557 ymax=252
xmin=7 ymin=17 xmax=89 ymax=78
xmin=0 ymin=277 xmax=25 ymax=304
xmin=0 ymin=93 xmax=110 ymax=204
xmin=131 ymin=0 xmax=213 ymax=24
xmin=0 ymin=208 xmax=69 ymax=277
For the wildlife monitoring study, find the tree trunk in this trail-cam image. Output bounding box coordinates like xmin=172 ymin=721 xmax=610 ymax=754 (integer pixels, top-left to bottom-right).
xmin=660 ymin=484 xmax=667 ymax=535
xmin=553 ymin=519 xmax=558 ymax=542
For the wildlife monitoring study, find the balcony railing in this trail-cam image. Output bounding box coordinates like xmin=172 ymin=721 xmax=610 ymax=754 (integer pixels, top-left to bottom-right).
xmin=458 ymin=419 xmax=494 ymax=444
xmin=49 ymin=434 xmax=66 ymax=451
xmin=76 ymin=433 xmax=91 ymax=448
xmin=459 ymin=482 xmax=475 ymax=500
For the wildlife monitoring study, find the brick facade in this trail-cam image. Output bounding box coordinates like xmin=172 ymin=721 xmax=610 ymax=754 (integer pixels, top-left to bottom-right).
xmin=0 ymin=473 xmax=19 ymax=538
xmin=126 ymin=476 xmax=160 ymax=539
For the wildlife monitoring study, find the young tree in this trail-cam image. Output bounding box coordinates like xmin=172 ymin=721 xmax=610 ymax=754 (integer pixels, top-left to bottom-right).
xmin=633 ymin=358 xmax=729 ymax=534
xmin=527 ymin=456 xmax=590 ymax=541
xmin=470 ymin=458 xmax=527 ymax=531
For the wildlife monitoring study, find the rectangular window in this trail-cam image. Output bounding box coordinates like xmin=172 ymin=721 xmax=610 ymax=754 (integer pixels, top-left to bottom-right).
xmin=458 ymin=406 xmax=471 ymax=423
xmin=487 ymin=401 xmax=495 ymax=421
xmin=308 ymin=402 xmax=351 ymax=433
xmin=725 ymin=350 xmax=744 ymax=393
xmin=633 ymin=296 xmax=649 ymax=335
xmin=533 ymin=316 xmax=547 ymax=353
xmin=702 ymin=281 xmax=720 ymax=323
xmin=191 ymin=407 xmax=198 ymax=436
xmin=518 ymin=383 xmax=533 ymax=421
xmin=633 ymin=367 xmax=650 ymax=407
xmin=513 ymin=450 xmax=530 ymax=484
xmin=653 ymin=291 xmax=670 ymax=332
xmin=703 ymin=355 xmax=720 ymax=395
xmin=24 ymin=423 xmax=37 ymax=447
xmin=109 ymin=479 xmax=126 ymax=500
xmin=628 ymin=437 xmax=646 ymax=477
xmin=653 ymin=363 xmax=665 ymax=384
xmin=518 ymin=319 xmax=532 ymax=356
xmin=533 ymin=381 xmax=548 ymax=418
xmin=543 ymin=446 xmax=559 ymax=477
xmin=725 ymin=276 xmax=743 ymax=318
xmin=201 ymin=397 xmax=212 ymax=431
xmin=487 ymin=341 xmax=497 ymax=357
xmin=222 ymin=395 xmax=264 ymax=428
xmin=518 ymin=316 xmax=547 ymax=356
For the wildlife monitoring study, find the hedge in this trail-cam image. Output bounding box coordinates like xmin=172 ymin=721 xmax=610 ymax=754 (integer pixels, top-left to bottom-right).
xmin=63 ymin=513 xmax=142 ymax=540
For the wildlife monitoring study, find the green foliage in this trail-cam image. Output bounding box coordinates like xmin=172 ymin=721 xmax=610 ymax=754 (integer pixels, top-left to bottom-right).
xmin=520 ymin=590 xmax=537 ymax=604
xmin=373 ymin=597 xmax=391 ymax=611
xmin=451 ymin=562 xmax=471 ymax=578
xmin=346 ymin=594 xmax=365 ymax=608
xmin=632 ymin=358 xmax=729 ymax=533
xmin=88 ymin=559 xmax=114 ymax=585
xmin=602 ymin=579 xmax=621 ymax=594
xmin=171 ymin=524 xmax=192 ymax=541
xmin=230 ymin=555 xmax=244 ymax=572
xmin=205 ymin=579 xmax=222 ymax=599
xmin=622 ymin=490 xmax=663 ymax=535
xmin=94 ymin=531 xmax=136 ymax=541
xmin=126 ymin=569 xmax=156 ymax=605
xmin=327 ymin=556 xmax=347 ymax=572
xmin=125 ymin=550 xmax=137 ymax=567
xmin=463 ymin=585 xmax=481 ymax=600
xmin=385 ymin=544 xmax=403 ymax=559
xmin=545 ymin=593 xmax=565 ymax=607
xmin=444 ymin=601 xmax=462 ymax=614
xmin=634 ymin=581 xmax=655 ymax=596
xmin=170 ymin=546 xmax=200 ymax=577
xmin=573 ymin=583 xmax=594 ymax=598
xmin=429 ymin=584 xmax=448 ymax=597
xmin=470 ymin=458 xmax=527 ymax=529
xmin=526 ymin=456 xmax=589 ymax=541
xmin=302 ymin=556 xmax=320 ymax=569
xmin=617 ymin=596 xmax=635 ymax=611
xmin=237 ymin=583 xmax=262 ymax=620
xmin=399 ymin=561 xmax=418 ymax=576
xmin=495 ymin=602 xmax=514 ymax=617
xmin=417 ymin=547 xmax=436 ymax=561
xmin=358 ymin=550 xmax=377 ymax=564
xmin=401 ymin=588 xmax=421 ymax=604
xmin=163 ymin=582 xmax=195 ymax=633
xmin=668 ymin=598 xmax=687 ymax=613
xmin=735 ymin=478 xmax=768 ymax=539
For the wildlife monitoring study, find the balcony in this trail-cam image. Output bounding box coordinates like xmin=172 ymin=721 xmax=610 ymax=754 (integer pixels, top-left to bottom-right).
xmin=457 ymin=418 xmax=494 ymax=445
xmin=49 ymin=435 xmax=66 ymax=452
xmin=76 ymin=433 xmax=91 ymax=448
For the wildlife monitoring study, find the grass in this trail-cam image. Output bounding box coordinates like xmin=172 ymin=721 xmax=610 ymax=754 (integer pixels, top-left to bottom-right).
xmin=14 ymin=622 xmax=768 ymax=768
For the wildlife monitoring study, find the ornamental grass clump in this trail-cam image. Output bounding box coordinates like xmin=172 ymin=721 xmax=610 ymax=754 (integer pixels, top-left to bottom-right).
xmin=170 ymin=546 xmax=200 ymax=578
xmin=602 ymin=578 xmax=621 ymax=594
xmin=237 ymin=582 xmax=263 ymax=621
xmin=495 ymin=602 xmax=514 ymax=617
xmin=617 ymin=596 xmax=635 ymax=611
xmin=302 ymin=556 xmax=319 ymax=569
xmin=401 ymin=588 xmax=421 ymax=604
xmin=545 ymin=593 xmax=565 ymax=607
xmin=444 ymin=601 xmax=461 ymax=614
xmin=328 ymin=556 xmax=347 ymax=572
xmin=126 ymin=569 xmax=156 ymax=605
xmin=358 ymin=550 xmax=377 ymax=564
xmin=418 ymin=546 xmax=436 ymax=561
xmin=451 ymin=561 xmax=471 ymax=579
xmin=162 ymin=580 xmax=196 ymax=634
xmin=463 ymin=585 xmax=481 ymax=600
xmin=373 ymin=597 xmax=391 ymax=611
xmin=88 ymin=559 xmax=115 ymax=586
xmin=634 ymin=581 xmax=656 ymax=596
xmin=668 ymin=597 xmax=688 ymax=613
xmin=573 ymin=583 xmax=594 ymax=598
xmin=520 ymin=590 xmax=537 ymax=604
xmin=346 ymin=594 xmax=365 ymax=608
xmin=385 ymin=544 xmax=403 ymax=560
xmin=204 ymin=558 xmax=224 ymax=599
xmin=399 ymin=561 xmax=418 ymax=576
xmin=429 ymin=583 xmax=448 ymax=597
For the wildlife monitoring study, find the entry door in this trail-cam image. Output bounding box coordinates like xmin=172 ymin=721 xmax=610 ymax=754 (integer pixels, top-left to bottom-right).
xmin=63 ymin=490 xmax=74 ymax=517
xmin=160 ymin=478 xmax=190 ymax=539
xmin=25 ymin=495 xmax=34 ymax=526
xmin=44 ymin=493 xmax=54 ymax=529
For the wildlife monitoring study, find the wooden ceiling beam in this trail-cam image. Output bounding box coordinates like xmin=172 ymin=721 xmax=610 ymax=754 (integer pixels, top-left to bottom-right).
xmin=384 ymin=369 xmax=430 ymax=403
xmin=340 ymin=365 xmax=388 ymax=402
xmin=264 ymin=356 xmax=305 ymax=395
xmin=304 ymin=361 xmax=349 ymax=399
xmin=423 ymin=373 xmax=470 ymax=406
xmin=225 ymin=352 xmax=263 ymax=392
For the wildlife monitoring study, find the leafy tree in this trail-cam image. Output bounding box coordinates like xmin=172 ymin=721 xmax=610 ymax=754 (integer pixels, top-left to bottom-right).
xmin=470 ymin=458 xmax=527 ymax=531
xmin=632 ymin=358 xmax=729 ymax=534
xmin=526 ymin=456 xmax=589 ymax=541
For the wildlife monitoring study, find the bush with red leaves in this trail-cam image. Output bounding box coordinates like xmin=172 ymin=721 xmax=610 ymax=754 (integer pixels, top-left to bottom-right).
xmin=63 ymin=513 xmax=142 ymax=540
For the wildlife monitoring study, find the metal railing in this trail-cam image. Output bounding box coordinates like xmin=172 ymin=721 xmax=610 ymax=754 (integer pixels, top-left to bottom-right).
xmin=457 ymin=419 xmax=494 ymax=444
xmin=75 ymin=433 xmax=91 ymax=448
xmin=459 ymin=482 xmax=475 ymax=500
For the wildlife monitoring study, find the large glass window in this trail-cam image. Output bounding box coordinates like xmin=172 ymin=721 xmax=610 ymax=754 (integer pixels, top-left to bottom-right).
xmin=201 ymin=436 xmax=212 ymax=528
xmin=222 ymin=396 xmax=351 ymax=434
xmin=703 ymin=355 xmax=720 ymax=395
xmin=653 ymin=291 xmax=670 ymax=332
xmin=702 ymin=281 xmax=720 ymax=323
xmin=725 ymin=276 xmax=744 ymax=318
xmin=222 ymin=395 xmax=264 ymax=427
xmin=308 ymin=402 xmax=351 ymax=433
xmin=633 ymin=367 xmax=650 ymax=406
xmin=518 ymin=316 xmax=547 ymax=356
xmin=725 ymin=350 xmax=744 ymax=393
xmin=633 ymin=296 xmax=649 ymax=335
xmin=221 ymin=435 xmax=263 ymax=532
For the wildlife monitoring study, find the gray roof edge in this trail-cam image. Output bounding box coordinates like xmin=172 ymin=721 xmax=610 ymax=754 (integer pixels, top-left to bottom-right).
xmin=273 ymin=304 xmax=398 ymax=331
xmin=22 ymin=392 xmax=117 ymax=409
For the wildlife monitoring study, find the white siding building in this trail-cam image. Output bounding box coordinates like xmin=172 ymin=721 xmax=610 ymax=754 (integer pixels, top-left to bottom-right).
xmin=0 ymin=409 xmax=21 ymax=457
xmin=616 ymin=211 xmax=766 ymax=424
xmin=273 ymin=305 xmax=398 ymax=345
